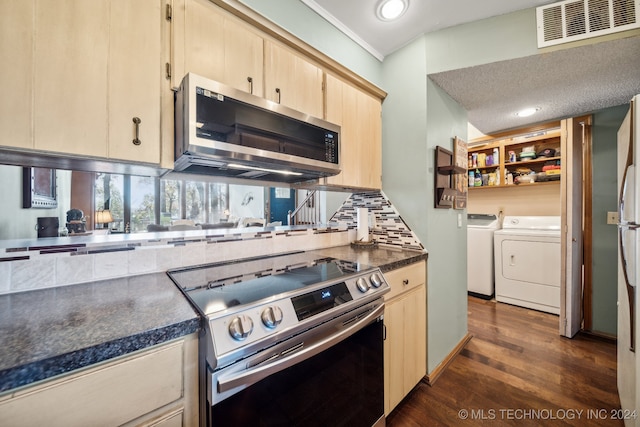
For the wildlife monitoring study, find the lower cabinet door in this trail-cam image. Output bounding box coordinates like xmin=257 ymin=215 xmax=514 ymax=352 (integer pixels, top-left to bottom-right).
xmin=384 ymin=284 xmax=427 ymax=416
xmin=384 ymin=297 xmax=405 ymax=415
xmin=0 ymin=341 xmax=184 ymax=427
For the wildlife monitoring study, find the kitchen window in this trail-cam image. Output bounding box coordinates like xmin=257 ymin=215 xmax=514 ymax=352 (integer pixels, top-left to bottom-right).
xmin=95 ymin=174 xmax=230 ymax=232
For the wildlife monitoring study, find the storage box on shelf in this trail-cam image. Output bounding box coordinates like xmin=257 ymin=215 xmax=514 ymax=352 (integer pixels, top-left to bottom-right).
xmin=468 ymin=127 xmax=562 ymax=189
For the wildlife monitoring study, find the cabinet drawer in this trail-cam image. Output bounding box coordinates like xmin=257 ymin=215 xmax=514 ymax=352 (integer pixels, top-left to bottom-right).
xmin=0 ymin=340 xmax=184 ymax=427
xmin=383 ymin=261 xmax=426 ymax=301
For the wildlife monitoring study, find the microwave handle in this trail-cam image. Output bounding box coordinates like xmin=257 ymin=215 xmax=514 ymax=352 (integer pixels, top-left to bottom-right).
xmin=217 ymin=303 xmax=384 ymax=394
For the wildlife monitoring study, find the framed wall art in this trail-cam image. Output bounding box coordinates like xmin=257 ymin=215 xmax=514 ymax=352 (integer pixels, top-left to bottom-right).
xmin=22 ymin=167 xmax=58 ymax=209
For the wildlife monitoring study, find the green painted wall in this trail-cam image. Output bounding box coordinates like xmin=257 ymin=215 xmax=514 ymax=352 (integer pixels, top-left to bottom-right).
xmin=423 ymin=9 xmax=538 ymax=74
xmin=380 ymin=38 xmax=429 ymax=243
xmin=381 ymin=35 xmax=469 ymax=372
xmin=423 ymin=80 xmax=468 ymax=370
xmin=591 ymin=104 xmax=629 ymax=335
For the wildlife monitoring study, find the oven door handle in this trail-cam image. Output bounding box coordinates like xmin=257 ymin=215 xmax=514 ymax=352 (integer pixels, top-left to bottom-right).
xmin=217 ymin=303 xmax=384 ymax=394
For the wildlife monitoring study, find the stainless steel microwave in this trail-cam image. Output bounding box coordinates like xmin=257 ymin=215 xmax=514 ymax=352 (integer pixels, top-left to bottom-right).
xmin=174 ymin=73 xmax=341 ymax=183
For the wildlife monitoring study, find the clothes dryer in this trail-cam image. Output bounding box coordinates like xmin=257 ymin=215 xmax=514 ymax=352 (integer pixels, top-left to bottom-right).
xmin=494 ymin=216 xmax=561 ymax=314
xmin=467 ymin=214 xmax=500 ymax=298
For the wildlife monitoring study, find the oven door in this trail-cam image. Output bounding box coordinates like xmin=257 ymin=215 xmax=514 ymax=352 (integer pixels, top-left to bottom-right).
xmin=208 ymin=303 xmax=385 ymax=427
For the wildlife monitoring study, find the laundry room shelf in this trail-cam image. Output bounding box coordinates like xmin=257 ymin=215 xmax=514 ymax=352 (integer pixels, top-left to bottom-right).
xmin=468 ymin=180 xmax=560 ymax=190
xmin=468 ymin=123 xmax=563 ymax=190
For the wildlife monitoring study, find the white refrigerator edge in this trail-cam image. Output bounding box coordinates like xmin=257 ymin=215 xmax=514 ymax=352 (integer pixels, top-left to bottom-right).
xmin=618 ymin=94 xmax=639 ymax=426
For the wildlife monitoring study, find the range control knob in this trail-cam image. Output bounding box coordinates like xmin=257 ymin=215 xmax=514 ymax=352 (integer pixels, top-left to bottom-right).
xmin=356 ymin=277 xmax=370 ymax=293
xmin=228 ymin=315 xmax=254 ymax=341
xmin=261 ymin=306 xmax=284 ymax=329
xmin=370 ymin=272 xmax=383 ymax=288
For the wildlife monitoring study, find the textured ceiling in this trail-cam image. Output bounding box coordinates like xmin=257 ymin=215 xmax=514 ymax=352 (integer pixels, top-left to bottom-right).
xmin=429 ymin=35 xmax=640 ymax=134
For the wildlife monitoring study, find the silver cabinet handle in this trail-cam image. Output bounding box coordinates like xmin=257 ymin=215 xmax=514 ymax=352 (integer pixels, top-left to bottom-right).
xmin=247 ymin=77 xmax=253 ymax=94
xmin=275 ymin=87 xmax=281 ymax=104
xmin=132 ymin=117 xmax=141 ymax=146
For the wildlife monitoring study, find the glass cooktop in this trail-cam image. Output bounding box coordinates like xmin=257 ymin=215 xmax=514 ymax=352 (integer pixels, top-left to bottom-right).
xmin=168 ymin=252 xmax=367 ymax=317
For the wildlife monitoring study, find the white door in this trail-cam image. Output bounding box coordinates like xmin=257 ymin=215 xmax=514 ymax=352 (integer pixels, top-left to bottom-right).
xmin=560 ymin=116 xmax=588 ymax=337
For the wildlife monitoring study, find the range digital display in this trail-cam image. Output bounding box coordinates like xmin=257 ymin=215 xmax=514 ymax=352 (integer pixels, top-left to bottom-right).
xmin=291 ymin=282 xmax=353 ymax=321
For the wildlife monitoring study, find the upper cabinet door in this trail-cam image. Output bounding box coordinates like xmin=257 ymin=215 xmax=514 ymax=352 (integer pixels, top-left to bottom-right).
xmin=223 ymin=17 xmax=264 ymax=96
xmin=173 ymin=0 xmax=263 ymax=96
xmin=34 ymin=0 xmax=110 ymax=157
xmin=325 ymin=74 xmax=382 ymax=189
xmin=265 ymin=41 xmax=323 ymax=119
xmin=358 ymin=89 xmax=382 ymax=189
xmin=0 ymin=0 xmax=34 ymax=150
xmin=174 ymin=0 xmax=224 ymax=88
xmin=108 ymin=0 xmax=162 ymax=163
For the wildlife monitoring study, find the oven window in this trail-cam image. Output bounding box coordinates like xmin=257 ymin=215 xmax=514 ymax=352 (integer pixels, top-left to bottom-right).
xmin=211 ymin=319 xmax=383 ymax=427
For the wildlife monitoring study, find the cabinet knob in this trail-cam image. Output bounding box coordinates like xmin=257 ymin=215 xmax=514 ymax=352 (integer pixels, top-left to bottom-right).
xmin=275 ymin=88 xmax=281 ymax=104
xmin=402 ymin=279 xmax=409 ymax=286
xmin=132 ymin=117 xmax=142 ymax=146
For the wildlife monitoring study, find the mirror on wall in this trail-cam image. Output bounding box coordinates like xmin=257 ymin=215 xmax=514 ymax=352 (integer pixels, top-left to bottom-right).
xmin=0 ymin=164 xmax=348 ymax=241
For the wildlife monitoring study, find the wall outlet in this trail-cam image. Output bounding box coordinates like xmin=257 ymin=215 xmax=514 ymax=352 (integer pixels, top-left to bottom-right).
xmin=607 ymin=211 xmax=619 ymax=225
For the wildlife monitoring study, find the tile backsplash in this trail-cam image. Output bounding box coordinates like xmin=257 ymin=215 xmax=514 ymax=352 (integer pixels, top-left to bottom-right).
xmin=331 ymin=191 xmax=424 ymax=251
xmin=0 ymin=191 xmax=424 ymax=295
xmin=0 ymin=226 xmax=354 ymax=295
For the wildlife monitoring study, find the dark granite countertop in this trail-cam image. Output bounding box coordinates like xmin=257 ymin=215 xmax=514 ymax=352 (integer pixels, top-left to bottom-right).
xmin=0 ymin=273 xmax=199 ymax=394
xmin=309 ymin=245 xmax=428 ymax=273
xmin=0 ymin=245 xmax=425 ymax=395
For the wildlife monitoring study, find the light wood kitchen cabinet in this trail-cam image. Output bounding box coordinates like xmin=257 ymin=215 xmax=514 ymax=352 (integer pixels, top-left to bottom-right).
xmin=108 ymin=0 xmax=163 ymax=164
xmin=325 ymin=74 xmax=382 ymax=189
xmin=223 ymin=17 xmax=264 ymax=96
xmin=172 ymin=0 xmax=264 ymax=96
xmin=0 ymin=0 xmax=34 ymax=150
xmin=264 ymin=40 xmax=323 ymax=118
xmin=383 ymin=261 xmax=427 ymax=416
xmin=0 ymin=334 xmax=199 ymax=427
xmin=34 ymin=0 xmax=110 ymax=158
xmin=0 ymin=0 xmax=163 ymax=164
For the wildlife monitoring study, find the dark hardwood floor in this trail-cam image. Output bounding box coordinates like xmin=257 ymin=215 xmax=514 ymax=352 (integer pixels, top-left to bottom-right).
xmin=386 ymin=296 xmax=623 ymax=426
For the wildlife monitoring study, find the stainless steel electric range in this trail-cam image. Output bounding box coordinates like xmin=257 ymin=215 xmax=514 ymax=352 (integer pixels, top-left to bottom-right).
xmin=168 ymin=251 xmax=389 ymax=427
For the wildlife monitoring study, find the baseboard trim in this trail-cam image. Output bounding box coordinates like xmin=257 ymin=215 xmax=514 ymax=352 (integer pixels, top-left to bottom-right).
xmin=579 ymin=329 xmax=617 ymax=344
xmin=423 ymin=332 xmax=473 ymax=386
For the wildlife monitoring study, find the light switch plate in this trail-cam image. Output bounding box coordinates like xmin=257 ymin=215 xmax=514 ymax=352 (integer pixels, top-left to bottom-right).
xmin=607 ymin=211 xmax=619 ymax=225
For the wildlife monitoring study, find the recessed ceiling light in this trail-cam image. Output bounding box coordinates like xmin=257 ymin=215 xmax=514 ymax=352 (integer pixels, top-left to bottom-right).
xmin=376 ymin=0 xmax=408 ymax=21
xmin=515 ymin=107 xmax=541 ymax=117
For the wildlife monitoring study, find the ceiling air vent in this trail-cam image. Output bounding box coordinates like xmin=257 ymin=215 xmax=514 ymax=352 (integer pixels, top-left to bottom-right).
xmin=536 ymin=0 xmax=639 ymax=47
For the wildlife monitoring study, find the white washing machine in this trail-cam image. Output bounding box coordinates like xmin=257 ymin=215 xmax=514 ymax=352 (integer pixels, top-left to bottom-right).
xmin=467 ymin=213 xmax=500 ymax=298
xmin=494 ymin=216 xmax=561 ymax=314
